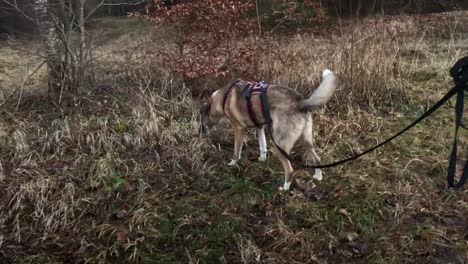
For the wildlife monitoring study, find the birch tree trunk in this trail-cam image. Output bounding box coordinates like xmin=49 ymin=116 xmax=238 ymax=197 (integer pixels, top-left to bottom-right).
xmin=78 ymin=0 xmax=87 ymax=95
xmin=33 ymin=0 xmax=61 ymax=103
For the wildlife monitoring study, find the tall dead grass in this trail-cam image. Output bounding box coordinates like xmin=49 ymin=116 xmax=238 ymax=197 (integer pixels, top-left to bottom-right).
xmin=260 ymin=21 xmax=401 ymax=109
xmin=0 ymin=12 xmax=467 ymax=263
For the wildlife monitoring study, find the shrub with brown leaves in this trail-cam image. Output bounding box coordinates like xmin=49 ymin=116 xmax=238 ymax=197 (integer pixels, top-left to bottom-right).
xmin=136 ymin=0 xmax=326 ymax=82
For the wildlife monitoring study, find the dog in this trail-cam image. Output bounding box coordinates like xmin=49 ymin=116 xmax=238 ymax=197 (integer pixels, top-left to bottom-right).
xmin=199 ymin=69 xmax=339 ymax=191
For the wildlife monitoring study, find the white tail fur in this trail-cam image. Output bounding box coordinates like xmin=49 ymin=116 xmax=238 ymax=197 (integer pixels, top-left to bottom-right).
xmin=299 ymin=69 xmax=338 ymax=112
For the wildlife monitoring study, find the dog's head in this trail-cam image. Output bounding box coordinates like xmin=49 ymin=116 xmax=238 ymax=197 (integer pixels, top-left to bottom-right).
xmin=199 ymin=90 xmax=225 ymax=139
xmin=199 ymin=102 xmax=214 ymax=138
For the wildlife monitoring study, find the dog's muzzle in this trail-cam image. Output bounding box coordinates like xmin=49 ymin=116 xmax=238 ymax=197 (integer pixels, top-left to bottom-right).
xmin=199 ymin=124 xmax=209 ymax=138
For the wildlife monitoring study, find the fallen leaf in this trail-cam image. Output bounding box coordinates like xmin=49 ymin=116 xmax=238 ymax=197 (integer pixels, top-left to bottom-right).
xmin=339 ymin=208 xmax=354 ymax=224
xmin=114 ymin=209 xmax=129 ymax=220
xmin=338 ymin=232 xmax=359 ymax=243
xmin=347 ymin=241 xmax=369 ymax=256
xmin=116 ymin=231 xmax=128 ymax=243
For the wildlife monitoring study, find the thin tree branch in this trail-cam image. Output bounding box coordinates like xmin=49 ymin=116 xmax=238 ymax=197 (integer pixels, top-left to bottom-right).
xmin=85 ymin=0 xmax=104 ymax=22
xmin=51 ymin=14 xmax=78 ymax=63
xmin=1 ymin=0 xmax=37 ymax=23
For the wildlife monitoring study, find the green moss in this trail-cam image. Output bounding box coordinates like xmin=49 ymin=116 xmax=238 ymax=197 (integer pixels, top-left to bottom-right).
xmin=328 ymin=191 xmax=386 ymax=238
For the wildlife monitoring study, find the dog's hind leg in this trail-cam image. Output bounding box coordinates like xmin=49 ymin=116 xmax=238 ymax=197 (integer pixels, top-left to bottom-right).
xmin=277 ymin=153 xmax=294 ymax=191
xmin=302 ymin=121 xmax=323 ymax=181
xmin=306 ymin=148 xmax=322 ymax=181
xmin=257 ymin=126 xmax=267 ymax=162
xmin=228 ymin=127 xmax=245 ymax=166
xmin=273 ymin=126 xmax=301 ymax=191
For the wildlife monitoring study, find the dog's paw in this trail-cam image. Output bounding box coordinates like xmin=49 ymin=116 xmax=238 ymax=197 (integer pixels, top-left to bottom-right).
xmin=313 ymin=172 xmax=323 ymax=181
xmin=227 ymin=159 xmax=238 ymax=166
xmin=323 ymin=69 xmax=333 ymax=77
xmin=279 ymin=181 xmax=291 ymax=192
xmin=258 ymin=154 xmax=267 ymax=162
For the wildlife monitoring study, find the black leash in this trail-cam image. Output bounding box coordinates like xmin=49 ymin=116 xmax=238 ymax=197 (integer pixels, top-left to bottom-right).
xmin=259 ymin=82 xmax=458 ymax=167
xmin=223 ymin=60 xmax=467 ymax=188
xmin=262 ymin=83 xmax=459 ymax=168
xmin=263 ymin=58 xmax=467 ymax=188
xmin=304 ymin=85 xmax=459 ymax=169
xmin=447 ymin=57 xmax=468 ymax=188
xmin=301 ymin=57 xmax=468 ymax=188
xmin=259 ymin=83 xmax=293 ymax=160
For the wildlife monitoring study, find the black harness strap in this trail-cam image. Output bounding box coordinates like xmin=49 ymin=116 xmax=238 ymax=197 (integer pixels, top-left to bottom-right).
xmin=259 ymin=84 xmax=271 ymax=124
xmin=240 ymin=81 xmax=292 ymax=159
xmin=259 ymin=84 xmax=293 ymax=160
xmin=223 ymin=80 xmax=241 ymax=112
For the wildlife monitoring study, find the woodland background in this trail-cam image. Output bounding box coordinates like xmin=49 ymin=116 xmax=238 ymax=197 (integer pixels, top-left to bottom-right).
xmin=0 ymin=0 xmax=467 ymax=263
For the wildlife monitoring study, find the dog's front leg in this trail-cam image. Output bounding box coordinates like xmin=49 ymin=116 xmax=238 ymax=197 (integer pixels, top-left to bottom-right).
xmin=228 ymin=127 xmax=245 ymax=166
xmin=257 ymin=127 xmax=267 ymax=161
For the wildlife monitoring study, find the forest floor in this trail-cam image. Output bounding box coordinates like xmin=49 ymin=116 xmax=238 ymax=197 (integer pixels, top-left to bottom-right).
xmin=1 ymin=11 xmax=467 ymax=264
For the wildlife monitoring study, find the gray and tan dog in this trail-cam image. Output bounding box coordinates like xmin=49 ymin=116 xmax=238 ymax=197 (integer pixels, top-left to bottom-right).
xmin=199 ymin=69 xmax=339 ymax=191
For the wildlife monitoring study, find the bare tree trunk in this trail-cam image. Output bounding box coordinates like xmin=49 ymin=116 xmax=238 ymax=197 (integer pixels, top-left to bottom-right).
xmin=33 ymin=0 xmax=61 ymax=103
xmin=58 ymin=0 xmax=74 ymax=94
xmin=356 ymin=0 xmax=362 ymax=17
xmin=78 ymin=0 xmax=87 ymax=95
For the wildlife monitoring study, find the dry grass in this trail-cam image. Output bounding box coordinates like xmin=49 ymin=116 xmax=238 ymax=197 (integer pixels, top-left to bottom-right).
xmin=1 ymin=12 xmax=467 ymax=264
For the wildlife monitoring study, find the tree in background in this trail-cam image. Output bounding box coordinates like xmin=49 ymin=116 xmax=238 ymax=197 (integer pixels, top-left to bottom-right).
xmin=141 ymin=0 xmax=255 ymax=80
xmin=140 ymin=0 xmax=325 ymax=82
xmin=2 ymin=0 xmax=89 ymax=104
xmin=1 ymin=0 xmax=148 ymax=105
xmin=32 ymin=0 xmax=61 ymax=101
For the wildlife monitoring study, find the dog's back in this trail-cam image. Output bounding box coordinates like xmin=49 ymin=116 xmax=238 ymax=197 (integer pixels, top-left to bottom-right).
xmin=228 ymin=70 xmax=338 ymax=119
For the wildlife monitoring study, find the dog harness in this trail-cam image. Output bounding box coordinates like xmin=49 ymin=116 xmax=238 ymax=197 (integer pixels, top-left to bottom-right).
xmin=222 ymin=80 xmax=272 ymax=128
xmin=223 ymin=80 xmax=292 ymax=159
xmin=243 ymin=81 xmax=272 ymax=127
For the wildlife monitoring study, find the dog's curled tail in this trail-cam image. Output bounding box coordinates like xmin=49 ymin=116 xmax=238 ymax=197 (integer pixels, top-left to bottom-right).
xmin=299 ymin=69 xmax=338 ymax=112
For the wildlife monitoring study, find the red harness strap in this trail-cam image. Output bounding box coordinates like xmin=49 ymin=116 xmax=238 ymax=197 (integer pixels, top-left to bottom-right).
xmin=242 ymin=81 xmax=271 ymax=127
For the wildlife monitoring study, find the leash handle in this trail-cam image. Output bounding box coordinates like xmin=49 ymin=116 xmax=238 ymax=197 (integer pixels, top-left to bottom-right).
xmin=447 ymin=85 xmax=467 ymax=188
xmin=447 ymin=57 xmax=468 ymax=188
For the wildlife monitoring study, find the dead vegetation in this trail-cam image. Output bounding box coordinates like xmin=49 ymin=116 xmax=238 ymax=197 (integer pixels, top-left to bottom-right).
xmin=0 ymin=12 xmax=467 ymax=264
